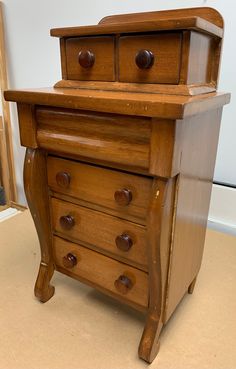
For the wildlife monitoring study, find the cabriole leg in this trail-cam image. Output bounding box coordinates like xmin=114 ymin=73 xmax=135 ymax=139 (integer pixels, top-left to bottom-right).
xmin=138 ymin=179 xmax=172 ymax=363
xmin=24 ymin=148 xmax=55 ymax=302
xmin=138 ymin=313 xmax=163 ymax=363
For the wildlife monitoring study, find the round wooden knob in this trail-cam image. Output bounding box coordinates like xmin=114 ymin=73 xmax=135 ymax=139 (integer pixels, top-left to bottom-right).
xmin=62 ymin=253 xmax=77 ymax=269
xmin=115 ymin=234 xmax=133 ymax=251
xmin=60 ymin=215 xmax=75 ymax=230
xmin=56 ymin=171 xmax=70 ymax=188
xmin=114 ymin=275 xmax=133 ymax=295
xmin=135 ymin=49 xmax=154 ymax=69
xmin=78 ymin=50 xmax=95 ymax=68
xmin=114 ymin=189 xmax=132 ymax=206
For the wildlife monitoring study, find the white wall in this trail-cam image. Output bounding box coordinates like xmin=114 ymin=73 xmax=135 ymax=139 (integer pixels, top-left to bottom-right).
xmin=1 ymin=0 xmax=235 ymax=205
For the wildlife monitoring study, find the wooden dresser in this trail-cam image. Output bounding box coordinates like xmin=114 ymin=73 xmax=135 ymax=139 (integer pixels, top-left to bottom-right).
xmin=5 ymin=7 xmax=230 ymax=364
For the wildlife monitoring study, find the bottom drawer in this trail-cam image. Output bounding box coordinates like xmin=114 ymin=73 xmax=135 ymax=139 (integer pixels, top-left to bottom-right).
xmin=53 ymin=236 xmax=148 ymax=309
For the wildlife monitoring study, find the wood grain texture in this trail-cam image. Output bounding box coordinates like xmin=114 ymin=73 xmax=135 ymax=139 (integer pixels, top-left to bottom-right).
xmin=65 ymin=36 xmax=115 ymax=81
xmin=0 ymin=116 xmax=11 ymax=202
xmin=59 ymin=38 xmax=67 ymax=79
xmin=139 ymin=178 xmax=175 ymax=363
xmin=186 ymin=31 xmax=214 ymax=85
xmin=53 ymin=236 xmax=148 ymax=310
xmin=47 ymin=156 xmax=152 ymax=224
xmin=179 ymin=29 xmax=222 ymax=88
xmin=4 ymin=88 xmax=230 ymax=119
xmin=54 ymin=79 xmax=216 ymax=96
xmin=149 ymin=119 xmax=181 ymax=178
xmin=99 ymin=7 xmax=224 ymax=28
xmin=164 ymin=108 xmax=223 ymax=322
xmin=23 ymin=148 xmax=55 ymax=302
xmin=50 ymin=16 xmax=223 ymax=38
xmin=36 ymin=107 xmax=181 ymax=178
xmin=6 ymin=6 xmax=230 ymax=365
xmin=119 ymin=33 xmax=181 ymax=84
xmin=51 ymin=197 xmax=148 ymax=270
xmin=36 ymin=106 xmax=151 ymax=170
xmin=17 ymin=103 xmax=37 ymax=148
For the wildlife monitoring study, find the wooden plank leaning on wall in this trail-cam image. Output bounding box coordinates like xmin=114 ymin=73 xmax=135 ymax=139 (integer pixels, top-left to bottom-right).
xmin=0 ymin=1 xmax=17 ymax=206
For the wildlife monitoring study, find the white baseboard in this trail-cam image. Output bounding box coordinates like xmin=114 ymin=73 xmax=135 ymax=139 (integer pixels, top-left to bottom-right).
xmin=208 ymin=184 xmax=236 ymax=235
xmin=0 ymin=208 xmax=20 ymax=222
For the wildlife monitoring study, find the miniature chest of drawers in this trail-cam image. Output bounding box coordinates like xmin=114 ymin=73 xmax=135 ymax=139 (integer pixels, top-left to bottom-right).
xmin=5 ymin=7 xmax=230 ymax=363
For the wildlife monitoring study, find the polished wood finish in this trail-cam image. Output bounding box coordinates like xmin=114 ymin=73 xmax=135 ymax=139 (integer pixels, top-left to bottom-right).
xmin=65 ymin=36 xmax=115 ymax=81
xmin=53 ymin=236 xmax=148 ymax=309
xmin=54 ymin=79 xmax=216 ymax=96
xmin=119 ymin=33 xmax=181 ymax=84
xmin=114 ymin=188 xmax=132 ymax=206
xmin=62 ymin=252 xmax=77 ymax=268
xmin=163 ymin=108 xmax=223 ymax=322
xmin=23 ymin=148 xmax=55 ymax=302
xmin=51 ymin=197 xmax=148 ymax=269
xmin=55 ymin=171 xmax=70 ymax=188
xmin=114 ymin=275 xmax=133 ymax=294
xmin=5 ymin=7 xmax=230 ymax=365
xmin=47 ymin=156 xmax=152 ymax=224
xmin=17 ymin=104 xmax=37 ymax=148
xmin=139 ymin=178 xmax=170 ymax=362
xmin=115 ymin=233 xmax=133 ymax=252
xmin=51 ymin=15 xmax=223 ymax=38
xmin=59 ymin=214 xmax=75 ymax=230
xmin=78 ymin=50 xmax=95 ymax=69
xmin=99 ymin=7 xmax=223 ymax=28
xmin=51 ymin=8 xmax=223 ymax=90
xmin=5 ymin=89 xmax=230 ymax=119
xmin=135 ymin=49 xmax=155 ymax=69
xmin=180 ymin=31 xmax=216 ymax=85
xmin=36 ymin=106 xmax=151 ymax=170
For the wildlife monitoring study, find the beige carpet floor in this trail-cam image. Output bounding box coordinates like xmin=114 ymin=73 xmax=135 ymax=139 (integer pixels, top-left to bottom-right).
xmin=0 ymin=210 xmax=235 ymax=369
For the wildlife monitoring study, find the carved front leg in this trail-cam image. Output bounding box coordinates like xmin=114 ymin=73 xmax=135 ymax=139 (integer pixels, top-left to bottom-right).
xmin=24 ymin=148 xmax=55 ymax=302
xmin=139 ymin=178 xmax=174 ymax=363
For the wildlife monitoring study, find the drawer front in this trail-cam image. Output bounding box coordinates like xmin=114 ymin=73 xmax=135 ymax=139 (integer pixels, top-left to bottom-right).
xmin=119 ymin=33 xmax=181 ymax=84
xmin=53 ymin=236 xmax=148 ymax=309
xmin=36 ymin=107 xmax=151 ymax=170
xmin=47 ymin=157 xmax=152 ymax=224
xmin=65 ymin=36 xmax=115 ymax=81
xmin=51 ymin=197 xmax=148 ymax=269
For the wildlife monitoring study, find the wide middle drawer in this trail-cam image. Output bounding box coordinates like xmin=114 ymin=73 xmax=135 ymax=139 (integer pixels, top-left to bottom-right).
xmin=51 ymin=197 xmax=148 ymax=270
xmin=36 ymin=107 xmax=151 ymax=170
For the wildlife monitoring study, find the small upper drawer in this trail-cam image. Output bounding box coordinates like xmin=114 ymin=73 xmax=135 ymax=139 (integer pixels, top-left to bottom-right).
xmin=118 ymin=33 xmax=182 ymax=84
xmin=47 ymin=157 xmax=152 ymax=224
xmin=65 ymin=36 xmax=115 ymax=81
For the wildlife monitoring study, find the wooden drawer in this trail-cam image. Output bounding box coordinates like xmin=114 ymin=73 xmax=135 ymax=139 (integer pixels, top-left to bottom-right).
xmin=36 ymin=107 xmax=151 ymax=170
xmin=51 ymin=197 xmax=148 ymax=270
xmin=65 ymin=36 xmax=115 ymax=81
xmin=53 ymin=236 xmax=148 ymax=309
xmin=47 ymin=157 xmax=152 ymax=224
xmin=119 ymin=33 xmax=182 ymax=84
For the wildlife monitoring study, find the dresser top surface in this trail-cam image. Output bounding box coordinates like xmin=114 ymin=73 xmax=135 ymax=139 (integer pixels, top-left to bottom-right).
xmin=50 ymin=7 xmax=223 ymax=38
xmin=51 ymin=16 xmax=222 ymax=38
xmin=4 ymin=87 xmax=230 ymax=119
